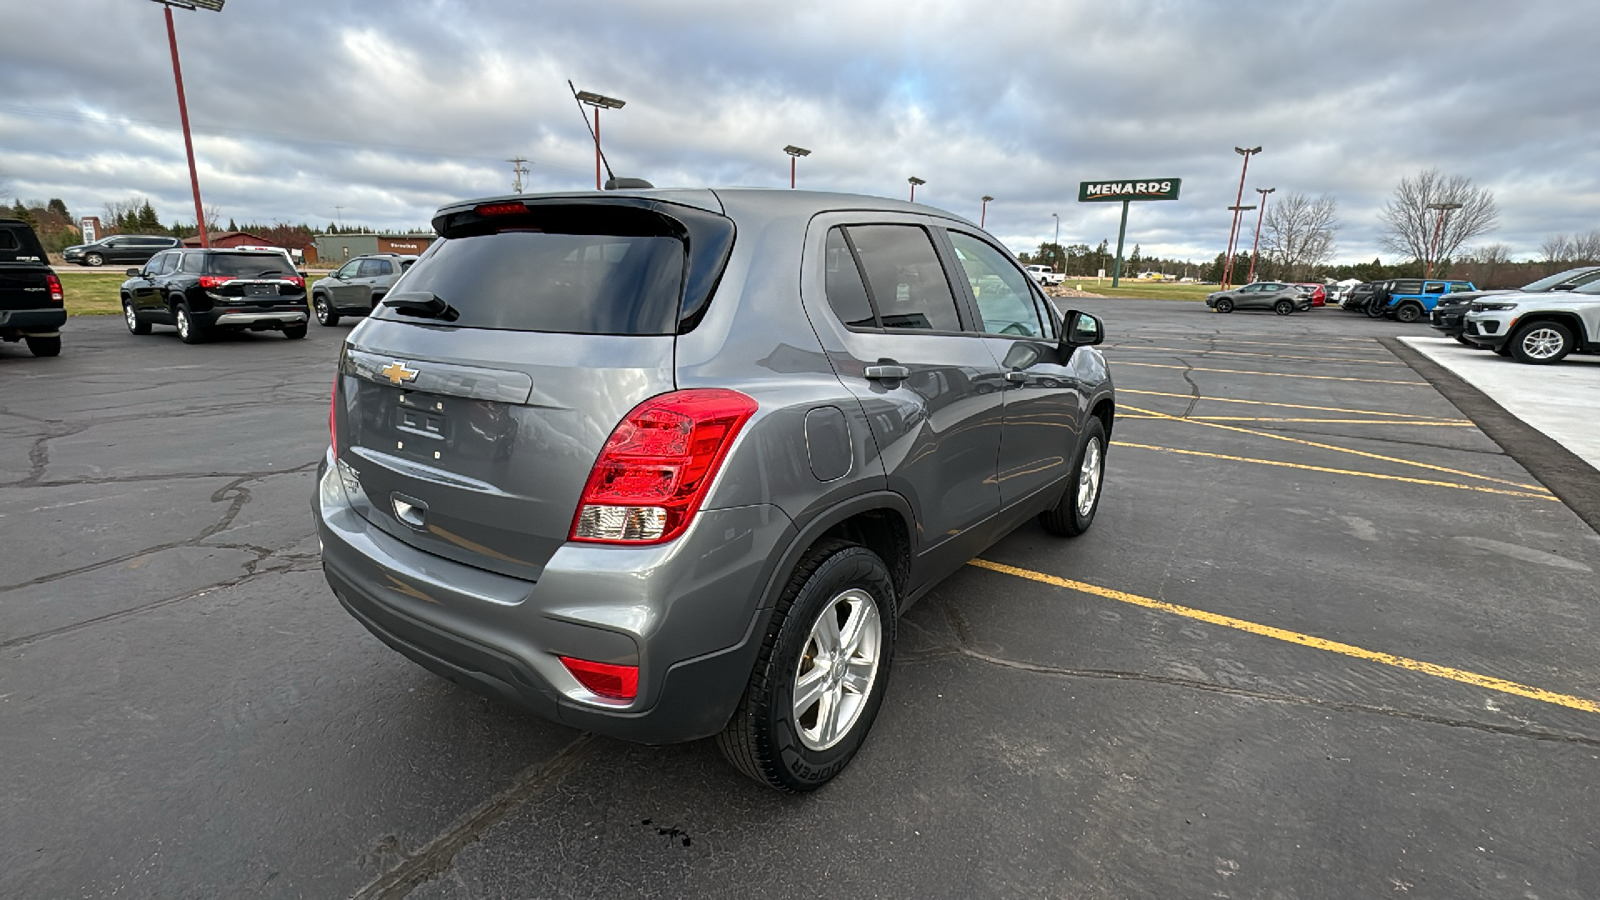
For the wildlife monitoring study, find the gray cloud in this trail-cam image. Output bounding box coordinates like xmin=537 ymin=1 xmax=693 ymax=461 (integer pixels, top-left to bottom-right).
xmin=2 ymin=0 xmax=1595 ymax=262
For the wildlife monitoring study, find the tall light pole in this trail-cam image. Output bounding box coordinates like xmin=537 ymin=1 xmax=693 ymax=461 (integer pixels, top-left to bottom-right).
xmin=1221 ymin=145 xmax=1261 ymax=288
xmin=1247 ymin=187 xmax=1275 ymax=283
xmin=908 ymin=177 xmax=925 ymax=202
xmin=575 ymin=90 xmax=625 ymax=190
xmin=980 ymin=195 xmax=993 ymax=228
xmin=1425 ymin=201 xmax=1463 ymax=277
xmin=151 ymin=0 xmax=224 ymax=247
xmin=784 ymin=145 xmax=810 ymax=189
xmin=1052 ymin=212 xmax=1060 ymax=246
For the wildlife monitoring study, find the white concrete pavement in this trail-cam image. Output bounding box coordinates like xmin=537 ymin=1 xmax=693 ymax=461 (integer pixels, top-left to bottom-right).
xmin=1401 ymin=336 xmax=1600 ymax=468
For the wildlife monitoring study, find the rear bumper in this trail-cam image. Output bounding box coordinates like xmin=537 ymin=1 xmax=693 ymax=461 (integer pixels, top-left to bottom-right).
xmin=0 ymin=308 xmax=67 ymax=333
xmin=312 ymin=452 xmax=796 ymax=744
xmin=205 ymin=309 xmax=308 ymax=328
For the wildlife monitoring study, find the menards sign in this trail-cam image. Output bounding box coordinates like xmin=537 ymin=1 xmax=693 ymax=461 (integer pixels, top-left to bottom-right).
xmin=1078 ymin=178 xmax=1182 ymax=202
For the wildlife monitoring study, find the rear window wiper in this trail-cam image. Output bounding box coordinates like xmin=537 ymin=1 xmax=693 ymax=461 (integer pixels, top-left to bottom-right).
xmin=383 ymin=291 xmax=459 ymax=322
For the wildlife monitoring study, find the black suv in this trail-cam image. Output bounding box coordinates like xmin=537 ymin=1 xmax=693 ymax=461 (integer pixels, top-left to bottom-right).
xmin=310 ymin=253 xmax=417 ymax=326
xmin=63 ymin=234 xmax=180 ymax=267
xmin=120 ymin=248 xmax=310 ymax=344
xmin=0 ymin=218 xmax=66 ymax=357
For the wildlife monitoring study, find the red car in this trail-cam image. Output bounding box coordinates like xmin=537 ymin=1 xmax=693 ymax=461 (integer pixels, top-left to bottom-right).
xmin=1294 ymin=283 xmax=1327 ymax=307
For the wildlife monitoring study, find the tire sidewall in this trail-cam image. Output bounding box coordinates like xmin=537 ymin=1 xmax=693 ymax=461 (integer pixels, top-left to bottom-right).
xmin=85 ymin=252 xmax=103 ymax=267
xmin=761 ymin=546 xmax=896 ymax=791
xmin=1396 ymin=303 xmax=1421 ymax=323
xmin=1216 ymin=298 xmax=1233 ymax=313
xmin=313 ymin=294 xmax=334 ymax=325
xmin=1510 ymin=321 xmax=1572 ymax=365
xmin=1275 ymin=299 xmax=1293 ymax=316
xmin=1069 ymin=418 xmax=1108 ymax=531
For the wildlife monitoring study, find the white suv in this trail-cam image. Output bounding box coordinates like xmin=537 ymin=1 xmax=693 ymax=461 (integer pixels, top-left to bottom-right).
xmin=1462 ymin=281 xmax=1600 ymax=364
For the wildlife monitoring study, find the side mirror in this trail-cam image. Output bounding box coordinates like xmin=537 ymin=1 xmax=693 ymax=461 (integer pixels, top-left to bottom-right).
xmin=1062 ymin=310 xmax=1105 ymax=347
xmin=125 ymin=268 xmax=141 ymax=277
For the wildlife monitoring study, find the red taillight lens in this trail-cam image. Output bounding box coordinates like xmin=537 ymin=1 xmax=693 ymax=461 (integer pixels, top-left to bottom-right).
xmin=45 ymin=272 xmax=63 ymax=304
xmin=198 ymin=275 xmax=235 ymax=289
xmin=570 ymin=389 xmax=758 ymax=544
xmin=283 ymin=275 xmax=305 ymax=289
xmin=475 ymin=202 xmax=527 ymax=216
xmin=559 ymin=656 xmax=639 ymax=701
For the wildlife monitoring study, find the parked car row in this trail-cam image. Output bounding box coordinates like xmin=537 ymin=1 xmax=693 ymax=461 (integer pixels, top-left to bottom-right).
xmin=1338 ymin=278 xmax=1479 ymax=322
xmin=1455 ymin=275 xmax=1600 ymax=365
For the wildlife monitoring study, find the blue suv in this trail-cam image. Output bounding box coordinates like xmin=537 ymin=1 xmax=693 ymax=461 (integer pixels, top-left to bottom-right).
xmin=1374 ymin=278 xmax=1477 ymax=323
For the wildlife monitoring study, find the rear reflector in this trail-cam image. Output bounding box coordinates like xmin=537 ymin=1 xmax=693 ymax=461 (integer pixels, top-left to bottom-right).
xmin=475 ymin=202 xmax=527 ymax=217
xmin=559 ymin=656 xmax=639 ymax=701
xmin=570 ymin=389 xmax=758 ymax=545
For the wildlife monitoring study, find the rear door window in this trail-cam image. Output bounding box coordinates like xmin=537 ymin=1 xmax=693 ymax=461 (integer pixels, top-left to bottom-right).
xmin=824 ymin=228 xmax=876 ymax=328
xmin=843 ymin=225 xmax=961 ymax=332
xmin=387 ymin=230 xmax=686 ymax=335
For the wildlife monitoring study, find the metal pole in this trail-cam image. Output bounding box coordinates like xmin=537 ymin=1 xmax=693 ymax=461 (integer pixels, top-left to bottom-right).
xmin=909 ymin=182 xmax=916 ymax=202
xmin=1052 ymin=213 xmax=1059 ymax=246
xmin=1247 ymin=196 xmax=1268 ymax=282
xmin=593 ymin=107 xmax=602 ymax=190
xmin=1222 ymin=153 xmax=1252 ymax=288
xmin=1111 ymin=199 xmax=1130 ymax=287
xmin=164 ymin=5 xmax=208 ymax=247
xmin=1427 ymin=208 xmax=1445 ymax=277
xmin=790 ymin=155 xmax=796 ymax=189
xmin=980 ymin=198 xmax=987 ymax=227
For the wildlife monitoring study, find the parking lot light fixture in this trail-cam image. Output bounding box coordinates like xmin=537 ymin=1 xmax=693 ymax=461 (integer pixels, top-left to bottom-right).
xmin=149 ymin=0 xmax=225 ymax=247
xmin=981 ymin=195 xmax=993 ymax=228
xmin=784 ymin=145 xmax=810 ymax=189
xmin=576 ymin=90 xmax=626 ymax=190
xmin=908 ymin=177 xmax=925 ymax=202
xmin=1426 ymin=201 xmax=1464 ymax=277
xmin=1222 ymin=145 xmax=1262 ymax=288
xmin=1248 ymin=187 xmax=1275 ymax=283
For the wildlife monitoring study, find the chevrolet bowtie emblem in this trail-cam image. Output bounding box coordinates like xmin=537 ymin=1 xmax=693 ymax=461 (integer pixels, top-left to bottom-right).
xmin=379 ymin=361 xmax=419 ymax=385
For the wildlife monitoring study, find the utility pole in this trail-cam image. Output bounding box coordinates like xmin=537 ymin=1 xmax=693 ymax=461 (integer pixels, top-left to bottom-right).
xmin=333 ymin=206 xmax=344 ymax=230
xmin=1247 ymin=187 xmax=1274 ymax=283
xmin=508 ymin=157 xmax=529 ymax=194
xmin=1221 ymin=146 xmax=1261 ymax=288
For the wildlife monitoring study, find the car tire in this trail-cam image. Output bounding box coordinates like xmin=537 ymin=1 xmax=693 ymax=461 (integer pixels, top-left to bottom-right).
xmin=1365 ymin=302 xmax=1388 ymax=319
xmin=313 ymin=294 xmax=339 ymax=327
xmin=1274 ymin=299 xmax=1294 ymax=316
xmin=175 ymin=304 xmax=206 ymax=344
xmin=1453 ymin=334 xmax=1473 ymax=346
xmin=84 ymin=252 xmax=104 ymax=267
xmin=1215 ymin=298 xmax=1234 ymax=313
xmin=1395 ymin=303 xmax=1423 ymax=324
xmin=1493 ymin=344 xmax=1512 ymax=357
xmin=283 ymin=323 xmax=308 ymax=340
xmin=123 ymin=298 xmax=151 ymax=335
xmin=1039 ymin=416 xmax=1107 ymax=537
xmin=24 ymin=335 xmax=61 ymax=357
xmin=1508 ymin=320 xmax=1573 ymax=365
xmin=717 ymin=540 xmax=896 ymax=793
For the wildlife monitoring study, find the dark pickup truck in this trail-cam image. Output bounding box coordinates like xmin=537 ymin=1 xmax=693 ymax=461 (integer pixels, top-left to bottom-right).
xmin=0 ymin=218 xmax=65 ymax=357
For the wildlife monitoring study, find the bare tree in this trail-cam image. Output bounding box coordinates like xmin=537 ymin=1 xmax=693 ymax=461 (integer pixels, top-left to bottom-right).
xmin=1262 ymin=192 xmax=1339 ymax=281
xmin=1378 ymin=169 xmax=1498 ymax=268
xmin=1542 ymin=231 xmax=1600 ymax=263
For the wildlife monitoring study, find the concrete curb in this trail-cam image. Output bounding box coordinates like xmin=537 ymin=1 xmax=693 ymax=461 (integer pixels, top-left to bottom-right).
xmin=1383 ymin=336 xmax=1600 ymax=536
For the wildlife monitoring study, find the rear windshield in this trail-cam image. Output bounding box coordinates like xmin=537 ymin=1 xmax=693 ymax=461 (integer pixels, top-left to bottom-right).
xmin=386 ymin=231 xmax=686 ymax=334
xmin=206 ymin=253 xmax=296 ymax=277
xmin=0 ymin=223 xmax=46 ymax=263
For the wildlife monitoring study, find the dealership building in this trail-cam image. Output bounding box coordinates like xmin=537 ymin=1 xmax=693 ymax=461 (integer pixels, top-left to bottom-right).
xmin=312 ymin=233 xmax=437 ymax=266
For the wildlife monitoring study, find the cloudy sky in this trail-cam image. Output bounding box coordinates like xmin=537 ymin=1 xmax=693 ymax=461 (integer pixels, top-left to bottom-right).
xmin=2 ymin=0 xmax=1596 ymax=264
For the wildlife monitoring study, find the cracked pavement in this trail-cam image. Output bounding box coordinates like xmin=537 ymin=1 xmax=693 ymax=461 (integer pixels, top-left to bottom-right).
xmin=4 ymin=306 xmax=1600 ymax=899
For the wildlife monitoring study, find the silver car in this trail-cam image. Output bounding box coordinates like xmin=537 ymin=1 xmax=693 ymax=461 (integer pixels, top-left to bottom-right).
xmin=313 ymin=189 xmax=1115 ymax=791
xmin=1205 ymin=281 xmax=1310 ymax=315
xmin=311 ymin=253 xmax=418 ymax=326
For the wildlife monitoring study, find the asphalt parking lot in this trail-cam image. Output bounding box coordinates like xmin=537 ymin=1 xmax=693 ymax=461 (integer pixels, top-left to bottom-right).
xmin=4 ymin=301 xmax=1599 ymax=899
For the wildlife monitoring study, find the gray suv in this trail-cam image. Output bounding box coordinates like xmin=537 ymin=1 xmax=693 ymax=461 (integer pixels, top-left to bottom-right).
xmin=311 ymin=253 xmax=417 ymax=326
xmin=313 ymin=190 xmax=1115 ymax=791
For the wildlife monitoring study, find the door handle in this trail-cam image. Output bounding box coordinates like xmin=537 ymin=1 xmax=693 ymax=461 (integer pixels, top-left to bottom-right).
xmin=1005 ymin=370 xmax=1028 ymax=384
xmin=865 ymin=365 xmax=910 ymax=381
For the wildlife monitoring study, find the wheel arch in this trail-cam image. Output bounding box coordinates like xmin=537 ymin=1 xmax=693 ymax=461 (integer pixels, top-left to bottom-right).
xmin=761 ymin=492 xmax=915 ymax=612
xmin=1516 ymin=311 xmax=1587 ymax=343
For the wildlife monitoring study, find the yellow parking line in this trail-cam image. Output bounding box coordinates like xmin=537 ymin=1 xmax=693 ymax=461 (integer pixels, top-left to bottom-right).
xmin=1111 ymin=440 xmax=1558 ymax=501
xmin=1118 ymin=389 xmax=1465 ymax=422
xmin=1117 ymin=361 xmax=1427 ymax=386
xmin=1122 ymin=346 xmax=1408 ymax=367
xmin=966 ymin=559 xmax=1600 ymax=716
xmin=1121 ymin=404 xmax=1549 ymax=493
xmin=1119 ymin=415 xmax=1474 ymax=426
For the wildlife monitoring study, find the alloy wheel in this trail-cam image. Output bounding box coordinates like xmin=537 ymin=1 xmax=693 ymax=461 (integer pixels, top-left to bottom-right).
xmin=792 ymin=588 xmax=882 ymax=752
xmin=176 ymin=309 xmax=190 ymax=339
xmin=1520 ymin=327 xmax=1565 ymax=360
xmin=1076 ymin=436 xmax=1103 ymax=518
xmin=124 ymin=303 xmax=138 ymax=332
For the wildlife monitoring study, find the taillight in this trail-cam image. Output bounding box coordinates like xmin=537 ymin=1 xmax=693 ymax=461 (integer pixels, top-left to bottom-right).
xmin=45 ymin=272 xmax=63 ymax=304
xmin=570 ymin=389 xmax=758 ymax=544
xmin=283 ymin=275 xmax=305 ymax=288
xmin=475 ymin=202 xmax=527 ymax=216
xmin=559 ymin=656 xmax=638 ymax=701
xmin=198 ymin=275 xmax=235 ymax=289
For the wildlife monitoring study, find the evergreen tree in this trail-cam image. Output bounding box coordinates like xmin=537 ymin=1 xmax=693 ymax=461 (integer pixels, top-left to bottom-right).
xmin=135 ymin=201 xmax=162 ymax=232
xmin=47 ymin=198 xmax=69 ymax=219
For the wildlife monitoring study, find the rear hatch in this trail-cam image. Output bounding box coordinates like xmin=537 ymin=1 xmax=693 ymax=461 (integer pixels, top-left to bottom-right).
xmin=0 ymin=220 xmax=54 ymax=313
xmin=204 ymin=252 xmax=306 ymax=305
xmin=333 ymin=196 xmax=735 ymax=581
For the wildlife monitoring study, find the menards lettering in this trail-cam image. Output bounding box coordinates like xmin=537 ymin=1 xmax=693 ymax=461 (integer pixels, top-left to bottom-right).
xmin=1085 ymin=181 xmax=1174 ymax=196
